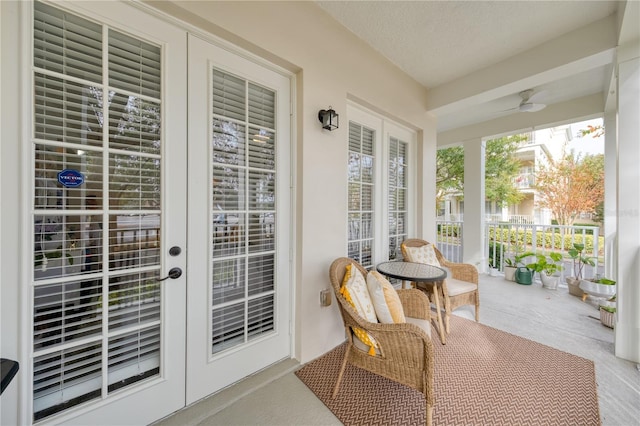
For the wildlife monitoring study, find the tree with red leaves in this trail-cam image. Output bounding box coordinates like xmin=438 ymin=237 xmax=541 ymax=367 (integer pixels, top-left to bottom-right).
xmin=534 ymin=147 xmax=604 ymax=226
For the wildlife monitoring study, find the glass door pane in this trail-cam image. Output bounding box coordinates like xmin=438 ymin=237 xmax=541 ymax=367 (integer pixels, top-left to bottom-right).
xmin=210 ymin=69 xmax=277 ymax=355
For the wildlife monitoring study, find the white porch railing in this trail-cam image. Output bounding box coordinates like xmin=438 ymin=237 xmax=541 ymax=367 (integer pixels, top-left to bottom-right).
xmin=438 ymin=214 xmax=539 ymax=224
xmin=436 ymin=220 xmax=603 ymax=278
xmin=436 ymin=220 xmax=463 ymax=262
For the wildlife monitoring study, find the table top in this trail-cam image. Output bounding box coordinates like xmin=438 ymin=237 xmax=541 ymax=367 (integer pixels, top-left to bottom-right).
xmin=376 ymin=261 xmax=446 ymax=282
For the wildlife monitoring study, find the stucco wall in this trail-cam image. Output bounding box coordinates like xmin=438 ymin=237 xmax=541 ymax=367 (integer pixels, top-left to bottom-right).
xmin=148 ymin=0 xmax=438 ymax=362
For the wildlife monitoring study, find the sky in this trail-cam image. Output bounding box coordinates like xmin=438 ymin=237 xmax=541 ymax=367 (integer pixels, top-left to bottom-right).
xmin=568 ymin=118 xmax=605 ymax=156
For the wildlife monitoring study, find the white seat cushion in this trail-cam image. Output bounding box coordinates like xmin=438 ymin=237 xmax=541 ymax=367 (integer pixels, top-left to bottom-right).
xmin=406 ymin=316 xmax=432 ymax=338
xmin=445 ymin=277 xmax=477 ymax=297
xmin=352 ymin=316 xmax=431 ymax=355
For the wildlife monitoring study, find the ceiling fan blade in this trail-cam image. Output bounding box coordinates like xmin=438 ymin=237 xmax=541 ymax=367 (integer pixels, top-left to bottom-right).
xmin=520 ymin=103 xmax=546 ymax=112
xmin=528 ymin=89 xmax=548 ymax=103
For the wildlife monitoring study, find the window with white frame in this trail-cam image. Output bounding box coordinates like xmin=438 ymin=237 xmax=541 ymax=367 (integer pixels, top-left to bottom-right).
xmin=347 ymin=106 xmax=415 ymax=270
xmin=347 ymin=122 xmax=375 ymax=268
xmin=388 ymin=137 xmax=409 ymax=260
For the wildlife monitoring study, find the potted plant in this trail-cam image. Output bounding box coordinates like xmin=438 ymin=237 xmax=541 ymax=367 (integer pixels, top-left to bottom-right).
xmin=566 ymin=243 xmax=595 ymax=297
xmin=526 ymin=252 xmax=563 ymax=289
xmin=503 ymin=244 xmax=525 ymax=282
xmin=580 ymin=276 xmax=616 ymax=300
xmin=599 ymin=294 xmax=616 ymax=328
xmin=503 ymin=257 xmax=517 ymax=281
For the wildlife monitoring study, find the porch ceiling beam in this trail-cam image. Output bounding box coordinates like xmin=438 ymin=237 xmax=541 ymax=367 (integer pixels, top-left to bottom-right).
xmin=437 ymin=93 xmax=604 ymax=146
xmin=425 ymin=14 xmax=617 ymax=116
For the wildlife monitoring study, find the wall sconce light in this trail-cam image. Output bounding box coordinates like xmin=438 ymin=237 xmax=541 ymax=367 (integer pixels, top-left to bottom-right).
xmin=318 ymin=107 xmax=339 ymax=131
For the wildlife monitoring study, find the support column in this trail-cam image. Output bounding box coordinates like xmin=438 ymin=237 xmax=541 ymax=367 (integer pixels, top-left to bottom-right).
xmin=615 ymin=51 xmax=640 ymax=363
xmin=462 ymin=138 xmax=485 ymax=271
xmin=603 ymin=110 xmax=616 ymax=280
xmin=501 ymin=204 xmax=509 ymax=222
xmin=419 ymin=117 xmax=438 ymax=242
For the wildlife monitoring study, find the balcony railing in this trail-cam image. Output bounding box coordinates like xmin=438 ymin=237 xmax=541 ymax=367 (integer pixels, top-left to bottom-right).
xmin=513 ymin=172 xmax=535 ymax=188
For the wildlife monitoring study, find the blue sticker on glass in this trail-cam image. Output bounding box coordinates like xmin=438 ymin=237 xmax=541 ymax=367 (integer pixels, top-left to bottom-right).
xmin=57 ymin=169 xmax=85 ymax=188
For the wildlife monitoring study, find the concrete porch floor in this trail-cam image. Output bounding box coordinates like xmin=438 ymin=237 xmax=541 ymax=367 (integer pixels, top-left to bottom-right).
xmin=155 ymin=274 xmax=640 ymax=426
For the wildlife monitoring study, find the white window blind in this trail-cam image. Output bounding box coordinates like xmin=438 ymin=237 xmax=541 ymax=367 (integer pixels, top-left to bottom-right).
xmin=32 ymin=1 xmax=163 ymax=420
xmin=347 ymin=108 xmax=414 ymax=269
xmin=388 ymin=137 xmax=408 ymax=260
xmin=210 ymin=68 xmax=277 ymax=354
xmin=348 ymin=122 xmax=375 ymax=268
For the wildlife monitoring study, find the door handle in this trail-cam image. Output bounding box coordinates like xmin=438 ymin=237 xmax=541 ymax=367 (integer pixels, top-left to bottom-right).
xmin=157 ymin=267 xmax=182 ymax=281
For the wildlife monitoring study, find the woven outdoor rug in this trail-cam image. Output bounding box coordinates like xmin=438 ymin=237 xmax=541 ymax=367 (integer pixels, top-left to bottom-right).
xmin=295 ymin=315 xmax=600 ymax=425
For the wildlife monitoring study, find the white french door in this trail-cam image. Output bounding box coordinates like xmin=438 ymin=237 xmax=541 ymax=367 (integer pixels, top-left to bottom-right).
xmin=28 ymin=2 xmax=187 ymax=424
xmin=26 ymin=3 xmax=292 ymax=423
xmin=186 ymin=35 xmax=292 ymax=404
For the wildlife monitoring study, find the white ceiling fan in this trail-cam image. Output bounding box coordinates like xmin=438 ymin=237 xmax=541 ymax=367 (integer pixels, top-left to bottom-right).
xmin=513 ymin=89 xmax=546 ymax=112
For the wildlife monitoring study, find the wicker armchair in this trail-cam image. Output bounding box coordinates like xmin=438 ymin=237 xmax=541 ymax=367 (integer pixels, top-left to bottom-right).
xmin=329 ymin=257 xmax=435 ymax=426
xmin=401 ymin=239 xmax=479 ymax=333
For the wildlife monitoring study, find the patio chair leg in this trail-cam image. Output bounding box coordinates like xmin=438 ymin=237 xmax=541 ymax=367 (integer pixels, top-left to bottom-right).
xmin=475 ymin=298 xmax=480 ymax=322
xmin=332 ymin=349 xmax=349 ymax=398
xmin=426 ymin=403 xmax=433 ymax=426
xmin=441 ymin=285 xmax=451 ymax=334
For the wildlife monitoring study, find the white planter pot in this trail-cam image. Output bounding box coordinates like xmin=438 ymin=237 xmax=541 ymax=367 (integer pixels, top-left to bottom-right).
xmin=504 ymin=266 xmax=517 ymax=281
xmin=489 ymin=267 xmax=499 ymax=277
xmin=540 ymin=272 xmax=559 ymax=289
xmin=600 ymin=299 xmax=616 ymax=310
xmin=600 ymin=308 xmax=615 ymax=328
xmin=579 ymin=279 xmax=616 ymax=298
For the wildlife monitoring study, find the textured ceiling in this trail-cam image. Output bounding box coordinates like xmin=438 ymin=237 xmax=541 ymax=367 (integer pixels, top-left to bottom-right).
xmin=317 ymin=1 xmax=619 ymax=89
xmin=316 ymin=1 xmax=623 ymax=135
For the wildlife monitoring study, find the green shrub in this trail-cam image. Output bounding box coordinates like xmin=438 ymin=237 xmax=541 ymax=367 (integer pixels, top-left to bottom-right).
xmin=437 ymin=224 xmax=460 ymax=237
xmin=488 ymin=241 xmax=504 ymax=268
xmin=487 ymin=227 xmax=604 ymax=256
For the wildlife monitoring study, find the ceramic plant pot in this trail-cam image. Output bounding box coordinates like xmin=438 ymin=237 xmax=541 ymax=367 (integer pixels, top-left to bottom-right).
xmin=566 ymin=277 xmax=585 ymax=297
xmin=504 ymin=266 xmax=517 ymax=282
xmin=540 ymin=272 xmax=559 ymax=289
xmin=599 ymin=307 xmax=615 ymax=328
xmin=579 ymin=280 xmax=616 ymax=298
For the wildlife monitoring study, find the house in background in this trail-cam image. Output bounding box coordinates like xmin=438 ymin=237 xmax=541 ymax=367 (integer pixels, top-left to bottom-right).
xmin=1 ymin=1 xmax=638 ymax=425
xmin=441 ymin=123 xmax=590 ymax=226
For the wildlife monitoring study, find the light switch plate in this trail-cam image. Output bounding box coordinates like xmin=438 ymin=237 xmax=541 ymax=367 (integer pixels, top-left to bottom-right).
xmin=320 ymin=289 xmax=332 ymax=306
